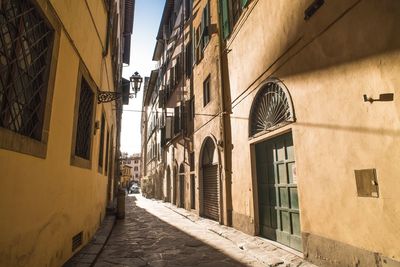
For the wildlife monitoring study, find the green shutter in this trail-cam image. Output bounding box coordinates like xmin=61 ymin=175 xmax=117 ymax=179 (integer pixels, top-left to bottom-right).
xmin=220 ymin=0 xmax=230 ymax=39
xmin=192 ymin=27 xmax=196 ymax=65
xmin=203 ymin=1 xmax=210 ymax=46
xmin=241 ymin=0 xmax=249 ymax=8
xmin=201 ymin=8 xmax=205 ymax=46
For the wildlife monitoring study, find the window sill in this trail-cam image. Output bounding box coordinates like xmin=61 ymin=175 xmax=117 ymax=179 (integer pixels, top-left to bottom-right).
xmin=71 ymin=155 xmax=92 ymax=170
xmin=0 ymin=127 xmax=47 ymax=158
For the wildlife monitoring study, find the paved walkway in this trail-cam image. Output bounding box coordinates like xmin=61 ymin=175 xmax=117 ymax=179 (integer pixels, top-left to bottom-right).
xmin=64 ymin=215 xmax=115 ymax=267
xmin=91 ymin=195 xmax=315 ymax=267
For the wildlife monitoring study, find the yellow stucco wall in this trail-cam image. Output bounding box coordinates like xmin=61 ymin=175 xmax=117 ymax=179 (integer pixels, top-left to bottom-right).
xmin=0 ymin=0 xmax=118 ymax=266
xmin=227 ymin=0 xmax=400 ymax=261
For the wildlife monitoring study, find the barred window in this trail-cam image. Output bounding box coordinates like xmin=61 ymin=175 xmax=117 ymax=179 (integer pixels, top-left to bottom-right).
xmin=98 ymin=113 xmax=105 ymax=169
xmin=104 ymin=129 xmax=110 ymax=175
xmin=0 ymin=0 xmax=54 ymax=140
xmin=203 ymin=75 xmax=210 ymax=106
xmin=75 ymin=79 xmax=94 ymax=160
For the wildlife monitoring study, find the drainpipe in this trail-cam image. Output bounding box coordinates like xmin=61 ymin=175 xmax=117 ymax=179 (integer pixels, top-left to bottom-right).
xmin=216 ymin=2 xmax=233 ymax=227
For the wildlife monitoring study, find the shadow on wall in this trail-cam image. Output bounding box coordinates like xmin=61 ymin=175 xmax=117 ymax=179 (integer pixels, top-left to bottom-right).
xmin=94 ymin=196 xmax=247 ymax=267
xmin=275 ymin=0 xmax=400 ymax=78
xmin=296 ymin=122 xmax=400 ymax=137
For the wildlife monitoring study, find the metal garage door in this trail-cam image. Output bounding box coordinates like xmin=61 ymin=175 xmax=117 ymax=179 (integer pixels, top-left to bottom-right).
xmin=203 ymin=164 xmax=219 ymax=221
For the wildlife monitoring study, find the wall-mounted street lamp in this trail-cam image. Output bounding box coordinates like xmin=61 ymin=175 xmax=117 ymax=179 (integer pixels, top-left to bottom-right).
xmin=97 ymin=71 xmax=143 ymax=104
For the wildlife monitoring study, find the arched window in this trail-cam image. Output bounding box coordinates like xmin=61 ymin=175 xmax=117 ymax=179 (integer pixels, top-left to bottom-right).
xmin=249 ymin=81 xmax=295 ymax=137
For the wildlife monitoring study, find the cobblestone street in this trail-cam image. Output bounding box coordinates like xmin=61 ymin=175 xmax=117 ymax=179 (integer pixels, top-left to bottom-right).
xmin=92 ymin=195 xmax=315 ymax=267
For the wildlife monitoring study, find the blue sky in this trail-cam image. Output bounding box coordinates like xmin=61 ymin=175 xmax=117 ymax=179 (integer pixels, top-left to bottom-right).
xmin=121 ymin=0 xmax=164 ymax=154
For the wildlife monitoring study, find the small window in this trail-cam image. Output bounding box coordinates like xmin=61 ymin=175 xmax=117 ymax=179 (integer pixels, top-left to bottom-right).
xmin=189 ymin=152 xmax=195 ymax=172
xmin=104 ymin=129 xmax=110 ymax=175
xmin=184 ymin=0 xmax=193 ymax=21
xmin=75 ymin=78 xmax=95 ymax=160
xmin=220 ymin=0 xmax=250 ymax=40
xmin=185 ymin=42 xmax=192 ymax=77
xmin=201 ymin=1 xmax=211 ymax=49
xmin=203 ymin=75 xmax=211 ymax=106
xmin=189 ymin=97 xmax=195 ymax=120
xmin=232 ymin=0 xmax=242 ymax=25
xmin=98 ymin=113 xmax=105 ymax=170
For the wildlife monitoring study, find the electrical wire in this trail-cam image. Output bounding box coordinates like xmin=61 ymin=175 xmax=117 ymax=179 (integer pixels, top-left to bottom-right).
xmin=135 ymin=0 xmax=362 ymax=140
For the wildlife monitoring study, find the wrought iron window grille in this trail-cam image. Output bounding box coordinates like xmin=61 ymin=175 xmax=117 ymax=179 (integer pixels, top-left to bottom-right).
xmin=75 ymin=78 xmax=94 ymax=160
xmin=0 ymin=0 xmax=54 ymax=140
xmin=249 ymin=80 xmax=295 ymax=138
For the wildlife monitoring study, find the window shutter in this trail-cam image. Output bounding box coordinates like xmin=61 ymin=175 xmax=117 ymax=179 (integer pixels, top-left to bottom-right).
xmin=195 ymin=27 xmax=201 ymax=63
xmin=174 ymin=106 xmax=180 ymax=135
xmin=161 ymin=127 xmax=166 ymax=146
xmin=220 ymin=0 xmax=230 ymax=39
xmin=204 ymin=1 xmax=210 ymax=45
xmin=241 ymin=0 xmax=249 ymax=8
xmin=166 ymin=116 xmax=173 ymax=140
xmin=192 ymin=28 xmax=197 ymax=65
xmin=180 ymin=104 xmax=186 ymax=134
xmin=190 ymin=97 xmax=195 ymax=120
xmin=159 ymin=90 xmax=165 ymax=108
xmin=186 ymin=42 xmax=192 ymax=77
xmin=200 ymin=10 xmax=205 ymax=51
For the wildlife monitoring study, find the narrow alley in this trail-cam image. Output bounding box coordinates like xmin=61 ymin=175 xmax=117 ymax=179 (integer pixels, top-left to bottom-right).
xmin=1 ymin=0 xmax=400 ymax=266
xmin=75 ymin=194 xmax=314 ymax=267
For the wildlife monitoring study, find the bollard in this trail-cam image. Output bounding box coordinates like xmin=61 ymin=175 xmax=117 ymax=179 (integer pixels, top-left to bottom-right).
xmin=116 ymin=188 xmax=126 ymax=219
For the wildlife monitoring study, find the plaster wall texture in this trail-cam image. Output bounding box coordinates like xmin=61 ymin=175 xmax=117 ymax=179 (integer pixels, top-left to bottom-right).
xmin=192 ymin=0 xmax=227 ymax=223
xmin=161 ymin=2 xmax=194 ymax=210
xmin=226 ymin=0 xmax=400 ymax=261
xmin=50 ymin=0 xmax=110 ymax=87
xmin=0 ymin=1 xmax=118 ymax=266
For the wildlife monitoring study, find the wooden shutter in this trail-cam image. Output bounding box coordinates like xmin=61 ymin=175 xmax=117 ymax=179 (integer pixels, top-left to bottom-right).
xmin=159 ymin=89 xmax=165 ymax=108
xmin=195 ymin=27 xmax=201 ymax=63
xmin=166 ymin=116 xmax=173 ymax=140
xmin=180 ymin=104 xmax=186 ymax=135
xmin=185 ymin=42 xmax=192 ymax=77
xmin=174 ymin=106 xmax=180 ymax=135
xmin=220 ymin=0 xmax=230 ymax=39
xmin=161 ymin=127 xmax=166 ymax=146
xmin=202 ymin=1 xmax=210 ymax=46
xmin=192 ymin=27 xmax=197 ymax=65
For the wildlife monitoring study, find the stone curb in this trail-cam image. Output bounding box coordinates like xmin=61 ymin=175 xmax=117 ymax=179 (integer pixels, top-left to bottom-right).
xmin=63 ymin=215 xmax=116 ymax=267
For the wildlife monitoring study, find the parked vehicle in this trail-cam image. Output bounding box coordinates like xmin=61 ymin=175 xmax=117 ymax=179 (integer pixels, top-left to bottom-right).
xmin=129 ymin=185 xmax=140 ymax=194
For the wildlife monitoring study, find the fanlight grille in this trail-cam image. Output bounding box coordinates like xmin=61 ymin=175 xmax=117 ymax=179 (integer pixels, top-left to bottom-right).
xmin=250 ymin=82 xmax=293 ymax=137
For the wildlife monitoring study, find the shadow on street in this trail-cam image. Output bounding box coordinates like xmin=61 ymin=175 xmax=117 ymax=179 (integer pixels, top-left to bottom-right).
xmin=94 ymin=195 xmax=247 ymax=267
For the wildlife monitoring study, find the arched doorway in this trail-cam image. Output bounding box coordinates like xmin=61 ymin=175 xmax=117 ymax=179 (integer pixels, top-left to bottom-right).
xmin=250 ymin=80 xmax=301 ymax=251
xmin=166 ymin=166 xmax=171 ymax=202
xmin=200 ymin=137 xmax=219 ymax=221
xmin=179 ymin=163 xmax=185 ymax=208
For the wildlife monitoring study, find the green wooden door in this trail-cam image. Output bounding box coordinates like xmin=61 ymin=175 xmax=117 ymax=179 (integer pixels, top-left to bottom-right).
xmin=256 ymin=132 xmax=302 ymax=251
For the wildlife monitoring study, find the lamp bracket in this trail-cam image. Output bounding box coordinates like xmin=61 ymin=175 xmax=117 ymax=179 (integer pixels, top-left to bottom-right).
xmin=97 ymin=91 xmax=137 ymax=104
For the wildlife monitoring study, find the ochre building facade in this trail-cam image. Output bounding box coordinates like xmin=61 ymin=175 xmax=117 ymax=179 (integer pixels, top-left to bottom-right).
xmin=0 ymin=0 xmax=134 ymax=266
xmin=143 ymin=0 xmax=400 ymax=266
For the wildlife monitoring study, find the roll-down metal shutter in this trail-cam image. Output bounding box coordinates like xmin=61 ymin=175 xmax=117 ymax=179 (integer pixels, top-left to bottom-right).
xmin=203 ymin=164 xmax=219 ymax=221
